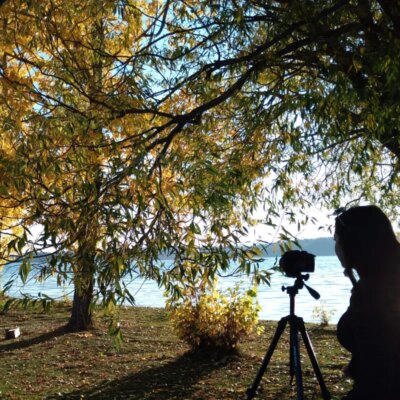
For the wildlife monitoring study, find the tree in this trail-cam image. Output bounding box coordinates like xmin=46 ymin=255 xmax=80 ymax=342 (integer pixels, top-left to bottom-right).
xmin=130 ymin=0 xmax=400 ymax=218
xmin=0 ymin=0 xmax=270 ymax=330
xmin=161 ymin=0 xmax=400 ymax=209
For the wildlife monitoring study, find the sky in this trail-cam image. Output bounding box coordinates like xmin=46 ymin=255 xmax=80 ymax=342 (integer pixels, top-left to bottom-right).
xmin=246 ymin=206 xmax=334 ymax=244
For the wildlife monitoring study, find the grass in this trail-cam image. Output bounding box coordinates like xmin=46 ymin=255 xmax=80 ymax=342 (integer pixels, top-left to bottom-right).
xmin=0 ymin=303 xmax=352 ymax=400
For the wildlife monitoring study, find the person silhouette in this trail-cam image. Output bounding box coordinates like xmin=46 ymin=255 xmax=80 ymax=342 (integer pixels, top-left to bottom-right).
xmin=334 ymin=205 xmax=400 ymax=400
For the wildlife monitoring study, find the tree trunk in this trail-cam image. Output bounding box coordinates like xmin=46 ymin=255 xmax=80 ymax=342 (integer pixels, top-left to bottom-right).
xmin=67 ymin=279 xmax=94 ymax=331
xmin=67 ymin=237 xmax=96 ymax=331
xmin=67 ymin=16 xmax=103 ymax=332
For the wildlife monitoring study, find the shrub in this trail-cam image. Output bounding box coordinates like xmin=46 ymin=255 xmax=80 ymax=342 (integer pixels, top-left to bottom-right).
xmin=312 ymin=301 xmax=335 ymax=326
xmin=166 ymin=282 xmax=263 ymax=351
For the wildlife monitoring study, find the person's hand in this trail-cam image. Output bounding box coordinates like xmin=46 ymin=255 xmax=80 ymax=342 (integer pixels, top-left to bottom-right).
xmin=342 ymin=363 xmax=353 ymax=378
xmin=344 ymin=268 xmax=358 ymax=287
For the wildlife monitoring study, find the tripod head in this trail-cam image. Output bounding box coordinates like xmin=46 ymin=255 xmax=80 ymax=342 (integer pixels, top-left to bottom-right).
xmin=282 ymin=273 xmax=320 ymax=300
xmin=279 ymin=251 xmax=320 ymax=300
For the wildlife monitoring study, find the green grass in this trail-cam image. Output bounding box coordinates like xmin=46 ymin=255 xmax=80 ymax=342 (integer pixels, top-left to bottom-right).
xmin=0 ymin=305 xmax=352 ymax=399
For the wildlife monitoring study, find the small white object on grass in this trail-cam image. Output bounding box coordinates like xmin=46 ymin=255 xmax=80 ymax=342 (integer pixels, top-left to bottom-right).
xmin=5 ymin=327 xmax=21 ymax=339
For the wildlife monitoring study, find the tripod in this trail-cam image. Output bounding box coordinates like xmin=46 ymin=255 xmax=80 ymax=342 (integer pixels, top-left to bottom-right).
xmin=246 ymin=274 xmax=331 ymax=400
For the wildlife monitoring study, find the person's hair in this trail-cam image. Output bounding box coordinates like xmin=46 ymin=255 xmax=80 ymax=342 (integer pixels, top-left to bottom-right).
xmin=335 ymin=205 xmax=400 ymax=278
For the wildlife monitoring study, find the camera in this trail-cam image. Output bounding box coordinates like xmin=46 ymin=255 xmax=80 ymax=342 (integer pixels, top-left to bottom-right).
xmin=279 ymin=250 xmax=315 ymax=278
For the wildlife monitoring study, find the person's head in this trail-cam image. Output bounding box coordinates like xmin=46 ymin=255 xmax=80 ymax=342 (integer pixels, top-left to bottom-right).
xmin=334 ymin=205 xmax=400 ymax=278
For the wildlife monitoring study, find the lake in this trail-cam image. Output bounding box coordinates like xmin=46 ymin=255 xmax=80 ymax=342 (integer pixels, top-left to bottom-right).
xmin=0 ymin=256 xmax=352 ymax=324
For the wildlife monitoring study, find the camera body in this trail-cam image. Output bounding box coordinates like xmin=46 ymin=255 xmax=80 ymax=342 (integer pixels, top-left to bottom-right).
xmin=279 ymin=250 xmax=315 ymax=278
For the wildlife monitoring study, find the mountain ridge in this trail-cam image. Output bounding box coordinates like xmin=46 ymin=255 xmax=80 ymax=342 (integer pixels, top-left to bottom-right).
xmin=255 ymin=237 xmax=335 ymax=257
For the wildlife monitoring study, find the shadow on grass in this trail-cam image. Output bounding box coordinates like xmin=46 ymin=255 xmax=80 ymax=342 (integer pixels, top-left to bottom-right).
xmin=46 ymin=350 xmax=228 ymax=400
xmin=0 ymin=326 xmax=69 ymax=353
xmin=309 ymin=327 xmax=338 ymax=337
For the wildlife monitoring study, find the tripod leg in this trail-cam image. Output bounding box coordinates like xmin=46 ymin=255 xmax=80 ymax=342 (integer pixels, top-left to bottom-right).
xmin=297 ymin=318 xmax=331 ymax=400
xmin=289 ymin=316 xmax=304 ymax=400
xmin=246 ymin=316 xmax=289 ymax=400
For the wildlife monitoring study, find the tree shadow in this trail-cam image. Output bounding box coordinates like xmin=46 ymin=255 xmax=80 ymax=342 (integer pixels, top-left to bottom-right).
xmin=46 ymin=350 xmax=228 ymax=400
xmin=0 ymin=325 xmax=69 ymax=353
xmin=309 ymin=327 xmax=338 ymax=337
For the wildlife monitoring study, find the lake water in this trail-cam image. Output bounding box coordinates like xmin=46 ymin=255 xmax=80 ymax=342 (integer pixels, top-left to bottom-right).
xmin=0 ymin=256 xmax=352 ymax=324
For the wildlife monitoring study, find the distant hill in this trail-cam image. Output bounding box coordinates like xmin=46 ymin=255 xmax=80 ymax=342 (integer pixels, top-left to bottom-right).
xmin=257 ymin=237 xmax=335 ymax=257
xmin=295 ymin=237 xmax=335 ymax=256
xmin=156 ymin=237 xmax=336 ymax=260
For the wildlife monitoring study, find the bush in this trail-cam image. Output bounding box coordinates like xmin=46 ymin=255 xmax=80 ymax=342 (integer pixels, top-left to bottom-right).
xmin=166 ymin=282 xmax=263 ymax=351
xmin=312 ymin=301 xmax=335 ymax=326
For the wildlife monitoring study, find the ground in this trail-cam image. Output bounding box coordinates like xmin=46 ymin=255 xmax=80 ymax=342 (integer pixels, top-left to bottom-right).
xmin=0 ymin=305 xmax=352 ymax=399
